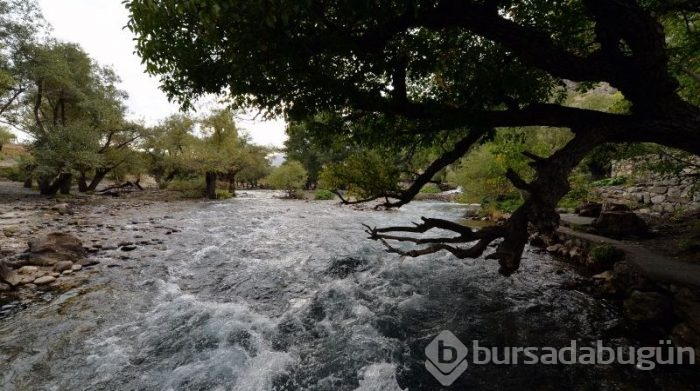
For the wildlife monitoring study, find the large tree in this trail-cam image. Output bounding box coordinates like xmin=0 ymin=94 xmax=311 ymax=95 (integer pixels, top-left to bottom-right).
xmin=26 ymin=42 xmax=142 ymax=194
xmin=127 ymin=0 xmax=700 ymax=275
xmin=0 ymin=0 xmax=45 ymax=124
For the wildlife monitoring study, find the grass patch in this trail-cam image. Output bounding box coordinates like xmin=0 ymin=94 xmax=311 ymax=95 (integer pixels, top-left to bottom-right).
xmin=314 ymin=189 xmax=335 ymax=200
xmin=419 ymin=183 xmax=441 ymax=194
xmin=215 ymin=189 xmax=233 ymax=200
xmin=590 ymin=177 xmax=626 ymax=187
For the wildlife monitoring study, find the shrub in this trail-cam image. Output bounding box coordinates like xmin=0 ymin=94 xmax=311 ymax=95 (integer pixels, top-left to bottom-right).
xmin=265 ymin=160 xmax=308 ymax=198
xmin=167 ymin=177 xmax=205 ymax=198
xmin=288 ymin=189 xmax=306 ymax=199
xmin=0 ymin=166 xmax=23 ymax=181
xmin=419 ymin=183 xmax=441 ymax=194
xmin=215 ymin=189 xmax=233 ymax=200
xmin=678 ymin=239 xmax=700 ymax=253
xmin=590 ymin=244 xmax=625 ymax=264
xmin=314 ymin=189 xmax=335 ymax=200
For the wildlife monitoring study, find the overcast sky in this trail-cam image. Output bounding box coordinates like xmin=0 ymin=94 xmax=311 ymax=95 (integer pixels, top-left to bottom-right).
xmin=37 ymin=0 xmax=287 ymax=148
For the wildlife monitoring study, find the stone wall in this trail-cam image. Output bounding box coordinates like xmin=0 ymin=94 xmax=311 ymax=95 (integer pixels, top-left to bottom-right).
xmin=591 ymin=158 xmax=699 ymax=214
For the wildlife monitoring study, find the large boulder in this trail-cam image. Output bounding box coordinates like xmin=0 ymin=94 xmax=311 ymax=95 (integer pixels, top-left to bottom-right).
xmin=592 ymin=211 xmax=648 ymax=237
xmin=577 ymin=201 xmax=602 ymax=218
xmin=0 ymin=261 xmax=21 ymax=287
xmin=27 ymin=233 xmax=86 ymax=266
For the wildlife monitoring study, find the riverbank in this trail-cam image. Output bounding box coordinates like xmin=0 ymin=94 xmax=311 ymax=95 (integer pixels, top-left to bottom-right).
xmin=0 ymin=181 xmax=201 ymax=309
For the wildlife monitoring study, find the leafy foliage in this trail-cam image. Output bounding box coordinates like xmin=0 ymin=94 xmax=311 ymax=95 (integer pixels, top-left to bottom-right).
xmin=0 ymin=126 xmax=14 ymax=150
xmin=265 ymin=160 xmax=308 ymax=198
xmin=448 ymin=127 xmax=572 ymax=203
xmin=319 ymin=149 xmax=403 ymax=201
xmin=590 ymin=177 xmax=627 ymax=187
xmin=314 ymin=189 xmax=335 ymax=200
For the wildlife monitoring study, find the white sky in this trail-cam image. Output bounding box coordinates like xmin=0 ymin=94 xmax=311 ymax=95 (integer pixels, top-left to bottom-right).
xmin=37 ymin=0 xmax=287 ymax=148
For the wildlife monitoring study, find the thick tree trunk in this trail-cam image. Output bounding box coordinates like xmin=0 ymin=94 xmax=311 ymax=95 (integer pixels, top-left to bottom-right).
xmin=59 ymin=173 xmax=72 ymax=195
xmin=78 ymin=172 xmax=88 ymax=192
xmin=38 ymin=177 xmax=53 ymax=195
xmin=227 ymin=173 xmax=236 ymax=196
xmin=39 ymin=173 xmax=72 ymax=196
xmin=86 ymin=168 xmax=109 ymax=192
xmin=205 ymin=171 xmax=217 ymax=199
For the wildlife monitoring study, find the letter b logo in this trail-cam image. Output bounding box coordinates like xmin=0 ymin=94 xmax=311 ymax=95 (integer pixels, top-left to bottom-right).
xmin=438 ymin=340 xmax=458 ymax=363
xmin=425 ymin=331 xmax=469 ymax=386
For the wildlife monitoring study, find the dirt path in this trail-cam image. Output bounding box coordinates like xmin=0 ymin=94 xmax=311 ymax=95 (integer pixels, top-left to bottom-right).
xmin=558 ymin=224 xmax=700 ymax=287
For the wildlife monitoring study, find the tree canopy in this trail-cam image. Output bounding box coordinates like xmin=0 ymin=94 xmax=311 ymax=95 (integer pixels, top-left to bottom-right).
xmin=127 ymin=0 xmax=700 ymax=275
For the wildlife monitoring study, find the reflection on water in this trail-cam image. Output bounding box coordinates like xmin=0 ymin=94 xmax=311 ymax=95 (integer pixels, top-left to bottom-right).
xmin=0 ymin=192 xmax=697 ymax=390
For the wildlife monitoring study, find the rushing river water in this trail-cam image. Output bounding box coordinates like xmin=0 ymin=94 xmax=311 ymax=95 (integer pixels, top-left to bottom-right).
xmin=0 ymin=191 xmax=697 ymax=390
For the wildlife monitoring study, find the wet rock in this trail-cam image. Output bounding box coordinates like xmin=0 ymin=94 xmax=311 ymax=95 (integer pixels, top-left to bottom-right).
xmin=53 ymin=261 xmax=74 ymax=273
xmin=18 ymin=275 xmax=36 ymax=285
xmin=27 ymin=232 xmax=86 ymax=266
xmin=592 ymin=270 xmax=618 ymax=295
xmin=603 ymin=203 xmax=630 ymax=212
xmin=76 ymin=258 xmax=99 ymax=267
xmin=623 ymin=290 xmax=672 ymax=322
xmin=3 ymin=225 xmax=20 ymax=237
xmin=592 ymin=270 xmax=614 ymax=280
xmin=0 ymin=282 xmax=10 ymax=291
xmin=120 ymin=245 xmax=138 ymax=252
xmin=33 ymin=275 xmax=57 ymax=285
xmin=0 ymin=261 xmax=21 ymax=287
xmin=71 ymin=264 xmax=82 ymax=272
xmin=577 ymin=202 xmax=602 ymax=218
xmin=546 ymin=244 xmax=563 ymax=254
xmin=528 ymin=233 xmax=546 ymax=247
xmin=592 ymin=211 xmax=648 ymax=237
xmin=17 ymin=266 xmax=38 ymax=274
xmin=51 ymin=203 xmax=71 ymax=215
xmin=650 ymin=194 xmax=666 ymax=204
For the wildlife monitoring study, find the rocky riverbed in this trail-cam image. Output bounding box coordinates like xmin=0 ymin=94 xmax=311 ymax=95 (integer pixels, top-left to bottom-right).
xmin=0 ymin=185 xmax=191 ymax=311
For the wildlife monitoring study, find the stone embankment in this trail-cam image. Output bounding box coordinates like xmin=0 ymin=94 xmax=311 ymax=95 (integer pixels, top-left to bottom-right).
xmin=592 ymin=157 xmax=700 ymax=214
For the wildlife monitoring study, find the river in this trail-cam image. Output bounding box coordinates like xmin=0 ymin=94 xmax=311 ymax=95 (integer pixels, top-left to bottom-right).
xmin=0 ymin=191 xmax=697 ymax=390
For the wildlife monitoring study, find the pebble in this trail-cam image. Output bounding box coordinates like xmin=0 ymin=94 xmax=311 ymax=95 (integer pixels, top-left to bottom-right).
xmin=18 ymin=266 xmax=39 ymax=274
xmin=33 ymin=276 xmax=56 ymax=285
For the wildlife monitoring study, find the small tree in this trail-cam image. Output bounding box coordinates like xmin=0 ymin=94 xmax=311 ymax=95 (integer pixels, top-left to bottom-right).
xmin=0 ymin=127 xmax=15 ymax=151
xmin=265 ymin=160 xmax=307 ymax=198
